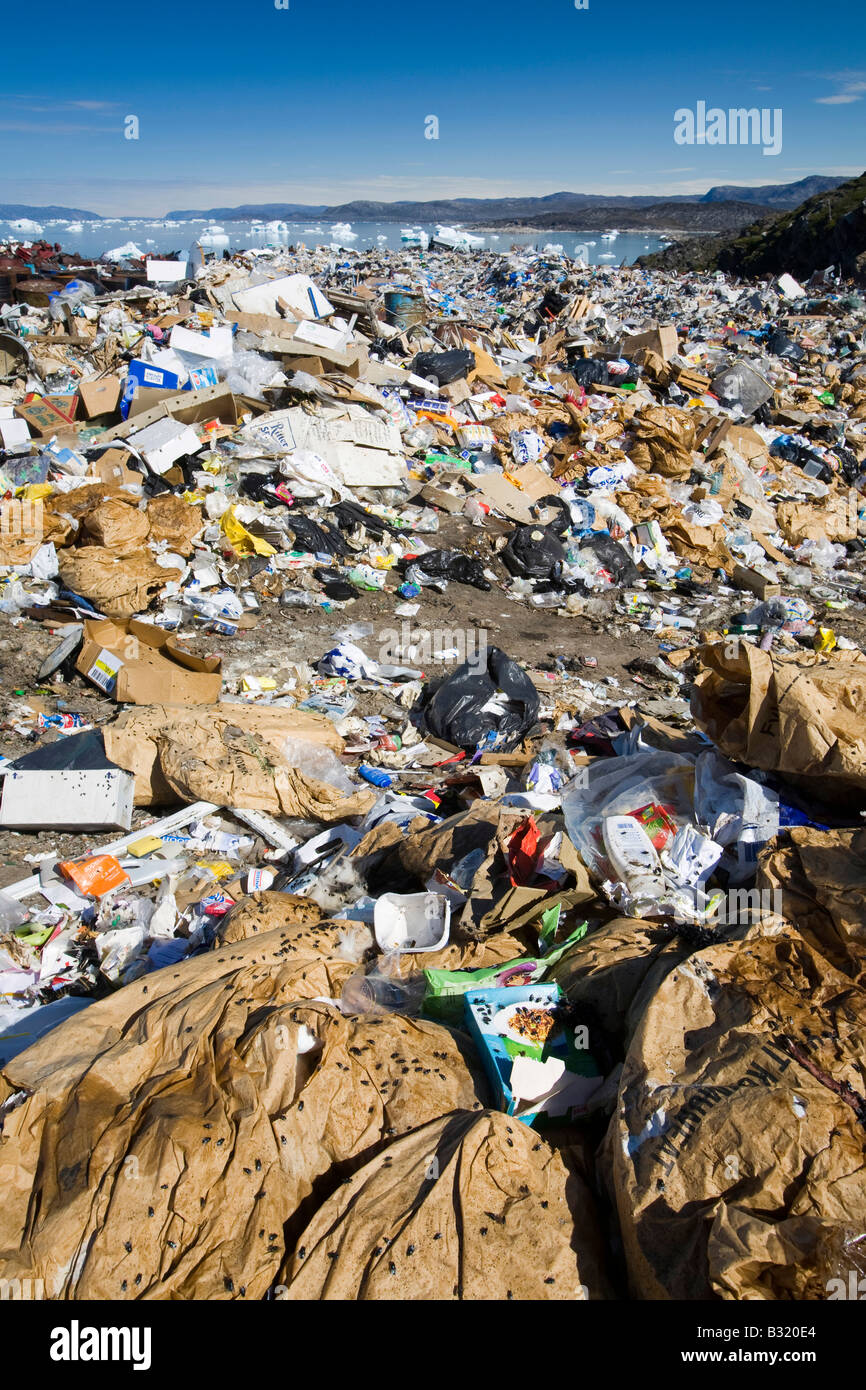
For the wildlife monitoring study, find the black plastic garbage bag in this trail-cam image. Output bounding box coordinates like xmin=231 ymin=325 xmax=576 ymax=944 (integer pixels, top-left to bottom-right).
xmin=501 ymin=525 xmax=566 ymax=581
xmin=332 ymin=500 xmax=404 ymax=539
xmin=765 ymin=329 xmax=805 ymax=362
xmin=289 ymin=513 xmax=349 ymax=556
xmin=411 ymin=349 xmax=475 ymax=385
xmin=769 ymin=436 xmax=833 ymax=483
xmin=238 ymin=469 xmax=283 ymax=503
xmin=408 ymin=549 xmax=491 ymax=590
xmin=567 ymin=357 xmax=640 ymax=388
xmin=412 ymin=647 xmax=540 ymax=752
xmin=579 ymin=530 xmax=640 ymax=584
xmin=539 ymin=289 xmax=568 ymax=317
xmin=534 ymin=494 xmax=572 ymax=535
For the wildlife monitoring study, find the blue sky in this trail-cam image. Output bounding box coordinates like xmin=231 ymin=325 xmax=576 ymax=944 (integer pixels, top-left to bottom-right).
xmin=1 ymin=0 xmax=863 ymax=214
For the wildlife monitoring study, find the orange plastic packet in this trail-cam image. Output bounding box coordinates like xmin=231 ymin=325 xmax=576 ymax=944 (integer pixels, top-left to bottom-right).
xmin=58 ymin=855 xmax=130 ymax=897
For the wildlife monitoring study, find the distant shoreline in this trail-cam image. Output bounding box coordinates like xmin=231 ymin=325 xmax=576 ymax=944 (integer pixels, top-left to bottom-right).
xmin=468 ymin=224 xmax=696 ymax=238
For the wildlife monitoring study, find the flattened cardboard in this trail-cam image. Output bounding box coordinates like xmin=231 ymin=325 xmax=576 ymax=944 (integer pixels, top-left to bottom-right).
xmin=89 ymin=448 xmax=140 ymax=490
xmin=470 ymin=472 xmax=536 ymax=523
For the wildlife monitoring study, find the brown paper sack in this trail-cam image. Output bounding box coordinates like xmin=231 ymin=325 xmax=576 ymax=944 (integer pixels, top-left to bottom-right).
xmin=692 ymin=642 xmax=866 ymax=794
xmin=58 ymin=546 xmax=180 ymax=617
xmin=756 ymin=826 xmax=866 ymax=985
xmin=601 ymin=921 xmax=866 ymax=1299
xmin=0 ymin=934 xmax=486 ymax=1300
xmin=102 ymin=703 xmax=371 ymax=819
xmin=547 ymin=916 xmax=698 ymax=1049
xmin=278 ymin=1109 xmax=614 ymax=1299
xmin=81 ymin=498 xmax=150 ymax=555
xmin=146 ymin=493 xmax=204 ymax=556
xmin=629 ymin=405 xmax=696 ymax=480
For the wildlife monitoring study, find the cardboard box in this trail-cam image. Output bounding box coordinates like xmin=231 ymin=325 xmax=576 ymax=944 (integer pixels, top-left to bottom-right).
xmin=470 ymin=473 xmax=535 ymax=523
xmin=78 ymin=375 xmax=122 ymax=419
xmin=127 ymin=385 xmax=179 ymax=419
xmin=13 ymin=394 xmax=72 ymax=438
xmin=621 ymin=323 xmax=679 ymax=362
xmin=101 ymin=382 xmax=250 ymax=442
xmin=146 ymin=259 xmax=188 ymax=284
xmin=169 ymin=324 xmax=234 ymax=360
xmin=231 ymin=274 xmax=333 ymax=320
xmin=732 ymin=564 xmax=781 ymax=599
xmin=76 ymin=616 xmax=222 ymax=706
xmin=127 ymin=358 xmax=183 ymax=393
xmin=43 ymin=393 xmax=79 ymax=423
xmin=89 ymin=447 xmax=139 ymax=489
xmin=126 ymin=417 xmax=203 ymax=475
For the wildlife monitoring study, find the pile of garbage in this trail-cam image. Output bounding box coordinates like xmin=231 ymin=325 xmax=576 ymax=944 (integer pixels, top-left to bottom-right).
xmin=0 ymin=236 xmax=865 ymax=1300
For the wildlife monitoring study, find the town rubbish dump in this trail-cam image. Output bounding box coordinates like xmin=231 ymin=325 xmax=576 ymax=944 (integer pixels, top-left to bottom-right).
xmin=0 ymin=232 xmax=865 ymax=1301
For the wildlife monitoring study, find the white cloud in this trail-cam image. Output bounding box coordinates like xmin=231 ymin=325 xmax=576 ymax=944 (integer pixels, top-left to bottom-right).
xmin=813 ymin=74 xmax=866 ymax=104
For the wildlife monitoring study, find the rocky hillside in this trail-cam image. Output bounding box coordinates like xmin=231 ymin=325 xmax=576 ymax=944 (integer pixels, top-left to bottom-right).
xmin=472 ymin=201 xmax=776 ymax=234
xmin=637 ymin=171 xmax=866 ymax=279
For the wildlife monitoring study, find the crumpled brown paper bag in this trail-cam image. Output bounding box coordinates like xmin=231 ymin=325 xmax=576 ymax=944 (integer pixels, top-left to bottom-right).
xmin=58 ymin=546 xmax=180 ymax=616
xmin=601 ymin=920 xmax=866 ymax=1299
xmin=629 ymin=405 xmax=696 ymax=480
xmin=0 ymin=931 xmax=486 ymax=1300
xmin=102 ymin=703 xmax=373 ymax=820
xmin=691 ymin=642 xmax=866 ymax=793
xmin=81 ymin=498 xmax=150 ymax=555
xmin=756 ymin=826 xmax=866 ymax=984
xmin=547 ymin=916 xmax=698 ymax=1049
xmin=277 ymin=1109 xmax=613 ymax=1299
xmin=145 ymin=493 xmax=204 ymax=556
xmin=776 ymin=493 xmax=856 ymax=546
xmin=659 ymin=507 xmax=734 ymax=573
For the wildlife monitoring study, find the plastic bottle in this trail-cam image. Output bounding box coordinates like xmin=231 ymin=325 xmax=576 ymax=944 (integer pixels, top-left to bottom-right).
xmin=359 ymin=764 xmax=394 ymax=788
xmin=603 ymin=815 xmax=666 ymax=912
xmin=279 ymin=590 xmax=319 ymax=609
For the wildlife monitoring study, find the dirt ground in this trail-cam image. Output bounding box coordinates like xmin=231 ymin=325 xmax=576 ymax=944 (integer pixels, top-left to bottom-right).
xmin=2 ymin=509 xmax=865 ymax=888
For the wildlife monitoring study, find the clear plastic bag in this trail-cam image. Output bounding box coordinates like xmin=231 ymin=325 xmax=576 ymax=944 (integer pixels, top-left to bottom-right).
xmin=561 ymin=749 xmax=696 ymax=880
xmin=280 ymin=736 xmax=356 ymax=794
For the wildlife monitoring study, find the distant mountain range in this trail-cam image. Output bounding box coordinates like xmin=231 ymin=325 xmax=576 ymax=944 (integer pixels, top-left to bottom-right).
xmin=165 ymin=176 xmax=845 ymax=223
xmin=0 ymin=176 xmax=846 ymax=227
xmin=701 ymin=175 xmax=844 ymax=207
xmin=470 ymin=200 xmax=779 ymax=234
xmin=0 ymin=203 xmax=99 ymax=220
